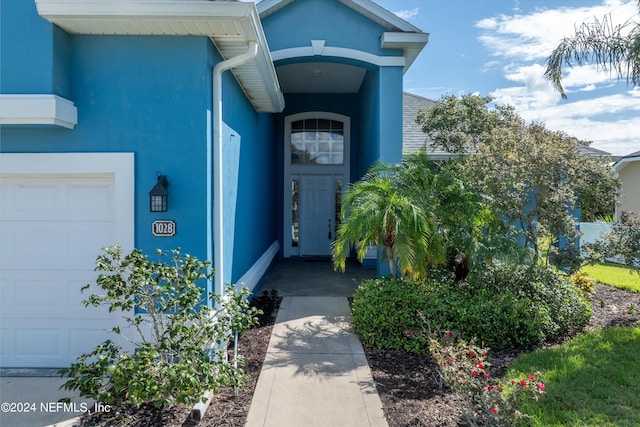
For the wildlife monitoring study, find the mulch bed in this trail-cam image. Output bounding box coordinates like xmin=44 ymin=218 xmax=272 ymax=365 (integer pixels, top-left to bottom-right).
xmin=72 ymin=284 xmax=640 ymax=426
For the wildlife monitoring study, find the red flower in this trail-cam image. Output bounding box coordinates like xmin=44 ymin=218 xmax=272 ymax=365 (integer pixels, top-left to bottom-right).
xmin=491 ymin=407 xmax=499 ymax=414
xmin=469 ymin=351 xmax=476 ymax=358
xmin=449 ymin=358 xmax=455 ymax=364
xmin=537 ymin=383 xmax=545 ymax=391
xmin=487 ymin=385 xmax=494 ymax=392
xmin=445 ymin=331 xmax=453 ymax=338
xmin=528 ymin=375 xmax=535 ymax=381
xmin=497 ymin=387 xmax=503 ymax=393
xmin=520 ymin=380 xmax=528 ymax=387
xmin=484 ymin=373 xmax=490 ymax=378
xmin=476 ymin=363 xmax=484 ymax=369
xmin=471 ymin=370 xmax=479 ymax=377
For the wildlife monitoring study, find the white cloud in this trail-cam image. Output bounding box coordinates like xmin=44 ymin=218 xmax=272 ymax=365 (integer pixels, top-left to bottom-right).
xmin=476 ymin=1 xmax=639 ymax=155
xmin=475 ymin=1 xmax=638 ymax=62
xmin=393 ymin=8 xmax=419 ymax=21
xmin=490 ymin=86 xmax=640 ymax=155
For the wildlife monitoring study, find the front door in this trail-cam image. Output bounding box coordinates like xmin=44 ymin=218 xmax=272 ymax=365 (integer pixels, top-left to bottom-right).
xmin=283 ymin=112 xmax=350 ymax=258
xmin=299 ymin=175 xmax=333 ymax=256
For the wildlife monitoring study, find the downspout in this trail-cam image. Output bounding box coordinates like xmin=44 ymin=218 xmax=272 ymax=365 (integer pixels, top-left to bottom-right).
xmin=212 ymin=40 xmax=258 ymax=298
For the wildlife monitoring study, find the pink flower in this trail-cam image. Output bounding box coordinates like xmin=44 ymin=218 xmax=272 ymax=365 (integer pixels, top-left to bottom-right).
xmin=449 ymin=358 xmax=455 ymax=364
xmin=444 ymin=331 xmax=453 ymax=338
xmin=476 ymin=363 xmax=484 ymax=369
xmin=537 ymin=383 xmax=545 ymax=391
xmin=528 ymin=375 xmax=535 ymax=381
xmin=484 ymin=373 xmax=490 ymax=378
xmin=471 ymin=370 xmax=479 ymax=377
xmin=520 ymin=380 xmax=528 ymax=387
xmin=491 ymin=407 xmax=499 ymax=414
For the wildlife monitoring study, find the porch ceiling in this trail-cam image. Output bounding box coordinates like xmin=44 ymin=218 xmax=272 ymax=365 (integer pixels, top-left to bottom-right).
xmin=35 ymin=0 xmax=284 ymax=113
xmin=276 ymin=62 xmax=366 ymax=93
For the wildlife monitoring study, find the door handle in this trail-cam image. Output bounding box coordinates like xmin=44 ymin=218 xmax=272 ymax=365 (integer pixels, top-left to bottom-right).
xmin=328 ymin=219 xmax=332 ymax=240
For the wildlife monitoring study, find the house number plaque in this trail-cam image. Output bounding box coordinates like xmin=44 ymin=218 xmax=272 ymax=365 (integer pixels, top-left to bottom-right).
xmin=152 ymin=220 xmax=176 ymax=237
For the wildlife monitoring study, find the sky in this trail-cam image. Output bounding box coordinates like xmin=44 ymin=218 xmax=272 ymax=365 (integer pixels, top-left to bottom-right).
xmin=375 ymin=0 xmax=639 ymax=156
xmin=242 ymin=0 xmax=640 ymax=156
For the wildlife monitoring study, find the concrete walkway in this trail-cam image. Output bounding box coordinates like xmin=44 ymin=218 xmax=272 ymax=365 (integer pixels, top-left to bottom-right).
xmin=246 ymin=259 xmax=387 ymax=427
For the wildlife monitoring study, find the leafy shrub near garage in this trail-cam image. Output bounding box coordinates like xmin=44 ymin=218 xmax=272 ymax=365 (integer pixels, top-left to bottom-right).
xmin=350 ymin=263 xmax=591 ymax=354
xmin=59 ymin=245 xmax=260 ymax=408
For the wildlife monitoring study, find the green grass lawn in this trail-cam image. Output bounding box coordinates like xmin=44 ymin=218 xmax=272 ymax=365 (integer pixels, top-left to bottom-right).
xmin=507 ymin=326 xmax=640 ymax=427
xmin=581 ymin=262 xmax=640 ymax=293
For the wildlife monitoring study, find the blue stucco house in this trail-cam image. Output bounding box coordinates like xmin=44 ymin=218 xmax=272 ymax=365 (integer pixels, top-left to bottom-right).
xmin=0 ymin=0 xmax=428 ymax=367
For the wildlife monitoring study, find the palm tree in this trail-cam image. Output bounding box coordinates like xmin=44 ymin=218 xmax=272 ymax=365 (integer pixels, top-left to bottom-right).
xmin=331 ymin=162 xmax=436 ymax=279
xmin=545 ymin=1 xmax=640 ymax=98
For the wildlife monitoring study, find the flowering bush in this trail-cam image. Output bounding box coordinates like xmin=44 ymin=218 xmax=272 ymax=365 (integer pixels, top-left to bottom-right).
xmin=429 ymin=332 xmax=545 ymax=426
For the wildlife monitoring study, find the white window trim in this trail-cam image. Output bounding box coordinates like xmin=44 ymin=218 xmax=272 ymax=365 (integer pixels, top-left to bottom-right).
xmin=283 ymin=112 xmax=350 ymax=257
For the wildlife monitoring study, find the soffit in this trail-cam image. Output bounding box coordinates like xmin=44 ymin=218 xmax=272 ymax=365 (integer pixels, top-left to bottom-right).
xmin=35 ymin=0 xmax=284 ymax=112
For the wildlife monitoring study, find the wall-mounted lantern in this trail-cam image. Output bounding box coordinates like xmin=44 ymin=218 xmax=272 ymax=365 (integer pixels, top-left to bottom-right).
xmin=149 ymin=174 xmax=168 ymax=212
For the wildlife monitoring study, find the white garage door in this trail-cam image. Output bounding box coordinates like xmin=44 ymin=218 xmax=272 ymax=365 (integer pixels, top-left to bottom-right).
xmin=0 ymin=174 xmax=120 ymax=368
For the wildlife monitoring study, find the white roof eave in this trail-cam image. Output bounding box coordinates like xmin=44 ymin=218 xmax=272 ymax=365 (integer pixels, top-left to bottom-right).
xmin=381 ymin=32 xmax=429 ymax=72
xmin=35 ymin=0 xmax=284 ymax=113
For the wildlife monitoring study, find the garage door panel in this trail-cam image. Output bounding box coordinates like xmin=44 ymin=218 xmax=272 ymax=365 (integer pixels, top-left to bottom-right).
xmin=12 ymin=182 xmax=61 ymax=217
xmin=16 ymin=329 xmax=63 ymax=360
xmin=0 ymin=174 xmax=122 ymax=367
xmin=0 ymin=178 xmax=114 ymax=222
xmin=67 ymin=182 xmax=114 ymax=216
xmin=1 ymin=271 xmax=112 ymax=318
xmin=1 ymin=222 xmax=114 ymax=270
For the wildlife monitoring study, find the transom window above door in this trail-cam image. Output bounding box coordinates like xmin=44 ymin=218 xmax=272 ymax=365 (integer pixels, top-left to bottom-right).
xmin=290 ymin=119 xmax=344 ymax=165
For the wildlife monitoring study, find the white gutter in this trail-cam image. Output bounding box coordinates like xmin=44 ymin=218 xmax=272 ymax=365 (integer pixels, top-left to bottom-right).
xmin=212 ymin=40 xmax=258 ymax=297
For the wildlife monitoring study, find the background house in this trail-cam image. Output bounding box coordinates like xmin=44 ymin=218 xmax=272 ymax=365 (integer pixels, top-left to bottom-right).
xmin=614 ymin=151 xmax=640 ymax=217
xmin=0 ymin=0 xmax=428 ymax=368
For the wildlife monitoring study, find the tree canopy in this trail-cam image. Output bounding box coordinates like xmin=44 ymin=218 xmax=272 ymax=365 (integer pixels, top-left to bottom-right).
xmin=417 ymin=94 xmax=619 ymax=269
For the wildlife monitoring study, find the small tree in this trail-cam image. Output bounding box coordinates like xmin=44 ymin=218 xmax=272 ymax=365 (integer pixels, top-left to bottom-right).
xmin=60 ymin=245 xmax=260 ymax=408
xmin=586 ymin=210 xmax=640 ymax=274
xmin=332 ymin=152 xmax=503 ymax=280
xmin=417 ymin=94 xmax=619 ymax=269
xmin=332 ymin=161 xmax=439 ymax=278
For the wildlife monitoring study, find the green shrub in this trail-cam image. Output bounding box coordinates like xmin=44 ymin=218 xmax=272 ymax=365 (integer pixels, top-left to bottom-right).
xmin=466 ymin=263 xmax=592 ymax=346
xmin=351 ymin=276 xmax=432 ymax=354
xmin=350 ymin=263 xmax=591 ymax=354
xmin=59 ymin=245 xmax=260 ymax=408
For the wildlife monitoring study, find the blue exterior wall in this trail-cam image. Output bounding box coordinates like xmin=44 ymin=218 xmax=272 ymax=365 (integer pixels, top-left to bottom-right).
xmin=1 ymin=34 xmax=213 ymax=261
xmin=1 ymin=1 xmax=280 ymax=287
xmin=0 ymin=0 xmax=71 ymax=96
xmin=261 ymin=0 xmax=400 ymax=58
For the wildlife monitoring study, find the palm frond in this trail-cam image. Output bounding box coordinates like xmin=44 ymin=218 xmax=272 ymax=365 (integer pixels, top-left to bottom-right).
xmin=545 ymin=11 xmax=640 ymax=98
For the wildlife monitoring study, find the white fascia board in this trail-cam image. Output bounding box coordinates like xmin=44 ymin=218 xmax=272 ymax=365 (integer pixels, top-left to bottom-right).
xmin=614 ymin=156 xmax=640 ymax=172
xmin=381 ymin=32 xmax=429 ymax=72
xmin=36 ymin=1 xmax=254 ymax=30
xmin=259 ymin=0 xmax=423 ymax=33
xmin=0 ymin=94 xmax=77 ymax=129
xmin=345 ymin=0 xmax=422 ymax=32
